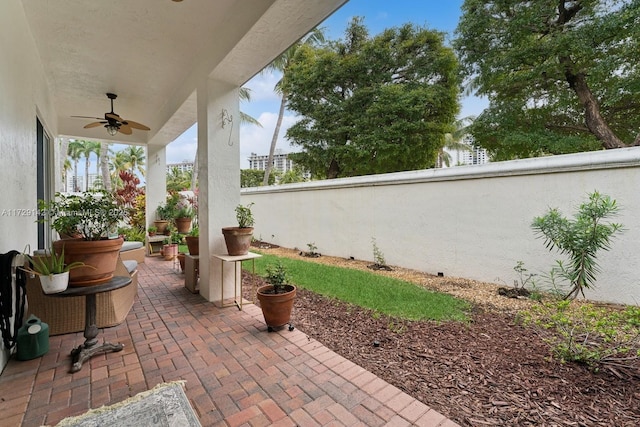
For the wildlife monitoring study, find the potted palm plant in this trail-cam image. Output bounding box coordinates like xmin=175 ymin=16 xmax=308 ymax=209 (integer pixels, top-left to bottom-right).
xmin=174 ymin=205 xmax=194 ymax=233
xmin=38 ymin=189 xmax=125 ymax=287
xmin=22 ymin=248 xmax=90 ymax=294
xmin=256 ymin=261 xmax=296 ymax=332
xmin=222 ymin=203 xmax=254 ymax=256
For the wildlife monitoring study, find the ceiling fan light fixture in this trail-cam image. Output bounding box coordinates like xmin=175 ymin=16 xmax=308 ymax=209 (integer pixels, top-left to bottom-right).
xmin=73 ymin=93 xmax=149 ymax=136
xmin=106 ymin=124 xmax=119 ymax=136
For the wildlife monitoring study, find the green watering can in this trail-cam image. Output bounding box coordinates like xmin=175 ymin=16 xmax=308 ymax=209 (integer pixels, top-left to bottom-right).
xmin=16 ymin=315 xmax=49 ymax=360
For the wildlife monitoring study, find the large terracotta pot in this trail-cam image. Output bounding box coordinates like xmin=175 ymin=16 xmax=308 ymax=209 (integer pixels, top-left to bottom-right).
xmin=53 ymin=237 xmax=124 ymax=287
xmin=221 ymin=227 xmax=253 ymax=256
xmin=175 ymin=217 xmax=192 ymax=233
xmin=256 ymin=284 xmax=296 ymax=331
xmin=185 ymin=236 xmax=199 ymax=255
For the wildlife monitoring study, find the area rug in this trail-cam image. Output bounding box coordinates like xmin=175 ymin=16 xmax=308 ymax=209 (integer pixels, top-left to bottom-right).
xmin=49 ymin=381 xmax=201 ymax=427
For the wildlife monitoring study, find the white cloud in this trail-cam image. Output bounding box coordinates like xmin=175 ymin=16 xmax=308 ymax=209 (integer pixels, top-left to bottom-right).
xmin=243 ymin=72 xmax=282 ymax=103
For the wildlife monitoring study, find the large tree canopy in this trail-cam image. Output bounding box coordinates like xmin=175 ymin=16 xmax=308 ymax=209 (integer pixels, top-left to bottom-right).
xmin=454 ymin=0 xmax=640 ymax=160
xmin=283 ymin=18 xmax=460 ymax=179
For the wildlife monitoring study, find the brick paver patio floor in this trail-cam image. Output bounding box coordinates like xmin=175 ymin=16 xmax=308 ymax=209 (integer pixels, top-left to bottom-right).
xmin=0 ymin=254 xmax=458 ymax=426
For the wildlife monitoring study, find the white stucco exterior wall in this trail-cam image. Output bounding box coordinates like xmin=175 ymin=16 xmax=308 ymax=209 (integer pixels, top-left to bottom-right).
xmin=0 ymin=1 xmax=58 ymax=370
xmin=242 ymin=148 xmax=640 ymax=306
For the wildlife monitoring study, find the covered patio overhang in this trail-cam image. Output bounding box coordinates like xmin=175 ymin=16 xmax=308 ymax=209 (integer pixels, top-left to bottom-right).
xmin=16 ymin=0 xmax=347 ymax=302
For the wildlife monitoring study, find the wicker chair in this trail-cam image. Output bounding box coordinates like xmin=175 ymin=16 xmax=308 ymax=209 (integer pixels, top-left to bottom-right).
xmin=120 ymin=241 xmax=145 ymax=263
xmin=25 ymin=256 xmax=138 ymax=336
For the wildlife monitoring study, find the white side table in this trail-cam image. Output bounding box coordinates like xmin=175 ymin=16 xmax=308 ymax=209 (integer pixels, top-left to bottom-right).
xmin=211 ymin=252 xmax=262 ymax=310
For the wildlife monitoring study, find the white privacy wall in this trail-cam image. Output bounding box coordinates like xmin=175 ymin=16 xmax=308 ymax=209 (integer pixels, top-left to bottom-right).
xmin=242 ymin=148 xmax=640 ymax=306
xmin=0 ymin=1 xmax=57 ymax=370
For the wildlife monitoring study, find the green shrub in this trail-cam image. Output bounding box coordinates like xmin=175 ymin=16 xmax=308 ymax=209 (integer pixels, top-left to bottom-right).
xmin=532 ymin=191 xmax=623 ymax=300
xmin=118 ymin=226 xmax=145 ymax=242
xmin=521 ymin=301 xmax=640 ymax=369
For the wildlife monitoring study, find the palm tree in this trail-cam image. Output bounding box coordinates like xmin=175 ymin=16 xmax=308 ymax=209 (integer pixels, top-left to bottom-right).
xmin=239 ymin=87 xmax=262 ymax=128
xmin=168 ymin=167 xmax=192 ymax=192
xmin=80 ymin=140 xmax=101 ymax=190
xmin=122 ymin=146 xmax=146 ymax=177
xmin=99 ymin=142 xmax=111 ymax=191
xmin=261 ymin=27 xmax=325 ymax=186
xmin=67 ymin=140 xmax=83 ymax=191
xmin=59 ymin=138 xmax=70 ymax=192
xmin=109 ymin=150 xmax=129 ymax=189
xmin=61 ymin=158 xmax=72 ymax=192
xmin=437 ymin=116 xmax=476 ymax=168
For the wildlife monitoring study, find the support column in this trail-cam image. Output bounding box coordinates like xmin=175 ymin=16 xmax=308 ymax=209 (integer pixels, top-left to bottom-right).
xmin=196 ymin=78 xmax=241 ymax=302
xmin=146 ymin=144 xmax=167 ymax=228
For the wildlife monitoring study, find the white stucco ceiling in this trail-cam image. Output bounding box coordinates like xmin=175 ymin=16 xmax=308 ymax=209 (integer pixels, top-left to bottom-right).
xmin=21 ymin=0 xmax=347 ymax=145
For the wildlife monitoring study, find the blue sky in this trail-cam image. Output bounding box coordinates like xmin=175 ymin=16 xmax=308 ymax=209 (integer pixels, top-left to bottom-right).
xmin=164 ymin=0 xmax=487 ymax=169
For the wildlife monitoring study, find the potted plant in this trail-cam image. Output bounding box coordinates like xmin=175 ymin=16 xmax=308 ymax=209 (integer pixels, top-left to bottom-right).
xmin=22 ymin=248 xmax=90 ymax=294
xmin=38 ymin=189 xmax=125 ymax=287
xmin=185 ymin=225 xmax=199 ymax=256
xmin=222 ymin=203 xmax=254 ymax=256
xmin=174 ymin=206 xmax=194 ymax=233
xmin=154 ymin=202 xmax=173 ymax=235
xmin=148 ymin=225 xmax=158 ymax=237
xmin=162 ymin=231 xmax=181 ymax=261
xmin=256 ymin=261 xmax=296 ymax=332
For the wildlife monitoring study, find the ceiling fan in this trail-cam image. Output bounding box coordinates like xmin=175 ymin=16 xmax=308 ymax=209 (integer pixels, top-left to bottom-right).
xmin=72 ymin=93 xmax=150 ymax=136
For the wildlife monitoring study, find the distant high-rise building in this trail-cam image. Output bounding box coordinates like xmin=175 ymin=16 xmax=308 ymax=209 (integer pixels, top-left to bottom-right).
xmin=248 ymin=150 xmax=296 ymax=173
xmin=65 ymin=173 xmax=102 ymax=192
xmin=446 ymin=135 xmax=489 ymax=167
xmin=167 ymin=161 xmax=194 ymax=174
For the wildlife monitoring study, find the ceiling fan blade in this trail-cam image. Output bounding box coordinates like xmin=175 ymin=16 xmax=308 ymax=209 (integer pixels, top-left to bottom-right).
xmin=118 ymin=124 xmax=133 ymax=135
xmin=122 ymin=120 xmax=150 ymax=131
xmin=84 ymin=121 xmax=105 ymax=129
xmin=106 ymin=113 xmax=123 ymax=122
xmin=72 ymin=115 xmax=103 ymax=120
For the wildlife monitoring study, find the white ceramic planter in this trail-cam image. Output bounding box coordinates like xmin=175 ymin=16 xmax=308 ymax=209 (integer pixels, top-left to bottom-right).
xmin=39 ymin=271 xmax=69 ymax=294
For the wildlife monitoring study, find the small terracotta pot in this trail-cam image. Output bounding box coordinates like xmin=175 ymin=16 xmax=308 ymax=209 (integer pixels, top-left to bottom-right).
xmin=256 ymin=284 xmax=296 ymax=329
xmin=163 ymin=244 xmax=178 ymax=260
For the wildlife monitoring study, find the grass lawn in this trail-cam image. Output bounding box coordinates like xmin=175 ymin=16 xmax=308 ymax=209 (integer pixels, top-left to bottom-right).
xmin=248 ymin=253 xmax=470 ymax=322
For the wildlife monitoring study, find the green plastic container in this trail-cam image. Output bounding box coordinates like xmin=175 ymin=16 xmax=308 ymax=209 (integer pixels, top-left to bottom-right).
xmin=16 ymin=315 xmax=49 ymax=360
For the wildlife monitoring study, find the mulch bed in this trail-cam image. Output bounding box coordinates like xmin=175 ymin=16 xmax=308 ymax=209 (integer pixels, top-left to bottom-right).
xmin=243 ymin=246 xmax=640 ymax=426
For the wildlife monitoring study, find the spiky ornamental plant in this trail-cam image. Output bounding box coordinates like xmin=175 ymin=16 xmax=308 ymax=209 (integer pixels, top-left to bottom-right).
xmin=23 ymin=247 xmax=88 ymax=276
xmin=532 ymin=192 xmax=623 ymax=300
